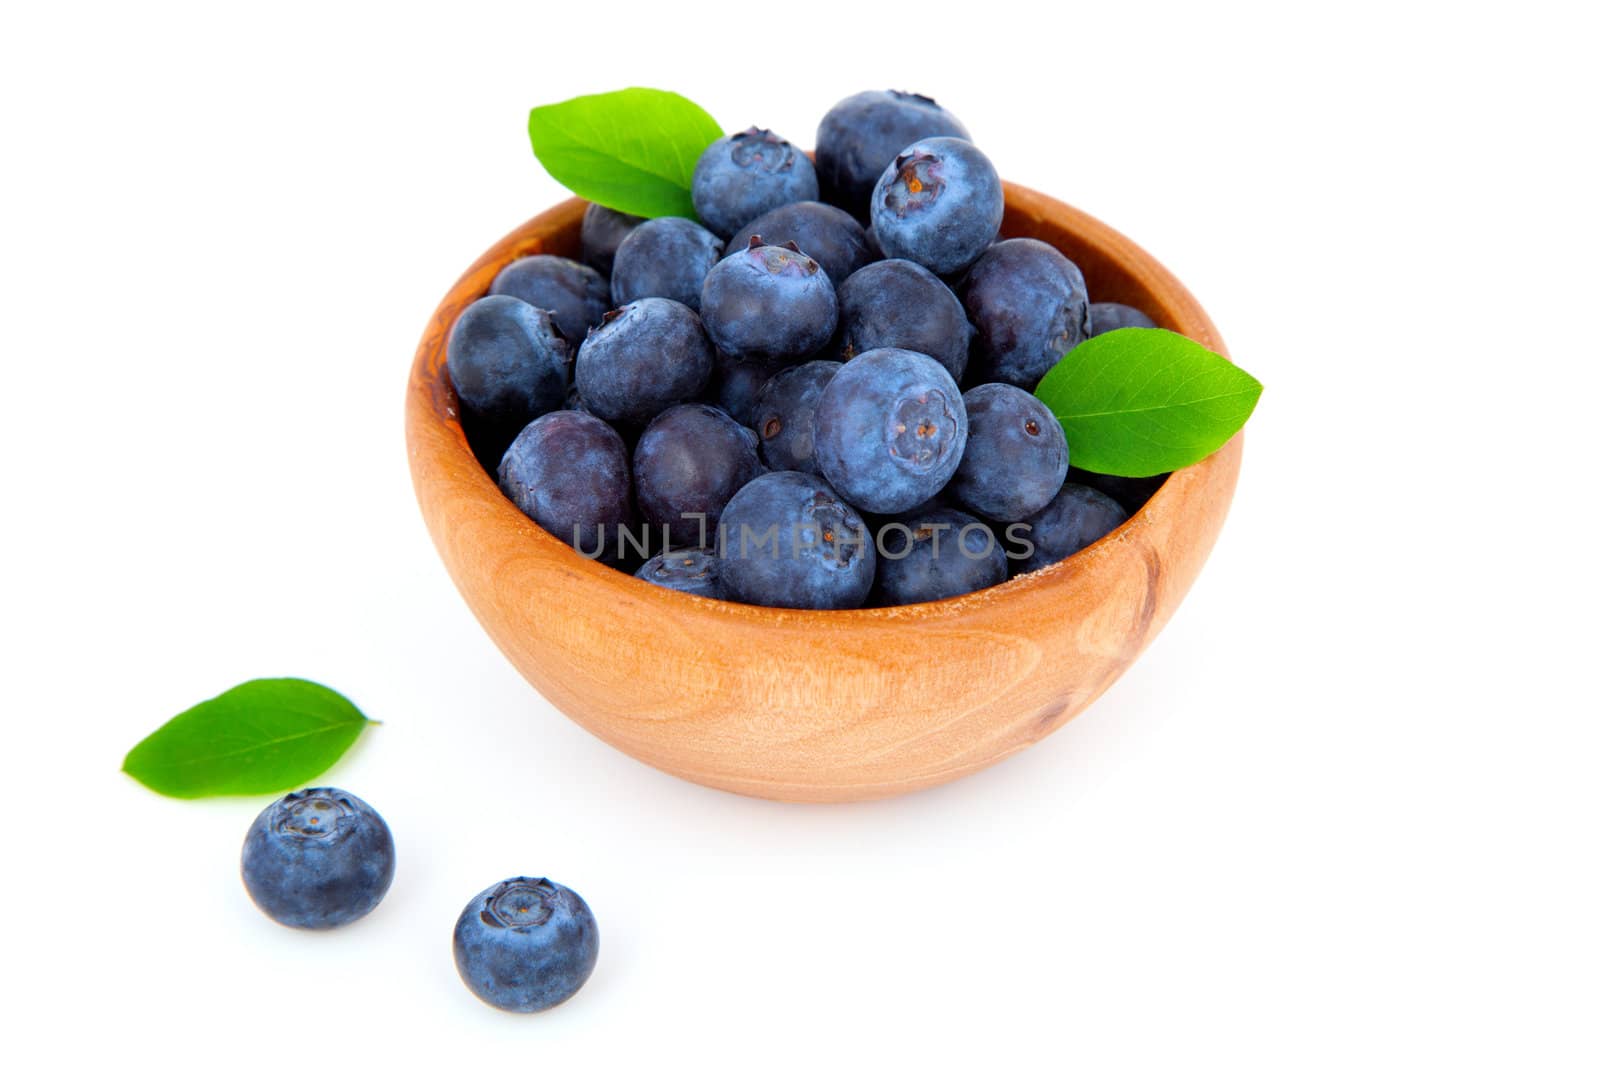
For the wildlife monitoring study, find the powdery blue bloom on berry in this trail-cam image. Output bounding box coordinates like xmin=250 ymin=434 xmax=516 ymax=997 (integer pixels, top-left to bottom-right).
xmin=815 ymin=90 xmax=971 ymax=220
xmin=574 ymin=298 xmax=713 ymax=425
xmin=753 ymin=360 xmax=842 ymax=475
xmin=580 ymin=203 xmax=643 ymax=277
xmin=812 ymin=347 xmax=968 ymax=515
xmin=610 ymin=216 xmax=723 ymax=311
xmin=453 ymin=877 xmax=599 ymax=1013
xmin=1015 ymin=483 xmax=1129 ymax=574
xmin=498 ymin=410 xmax=634 ymax=561
xmin=961 ymin=238 xmax=1092 ymax=390
xmin=701 ymin=240 xmax=838 ymax=365
xmin=836 ymin=258 xmax=969 ymax=380
xmin=692 ymin=128 xmax=819 ymax=240
xmin=634 ymin=403 xmax=763 ymax=550
xmin=240 ymin=788 xmax=395 ymax=930
xmin=446 ymin=295 xmax=569 ymax=462
xmin=948 ymin=383 xmax=1069 ymax=522
xmin=873 ymin=506 xmax=1006 ymax=606
xmin=719 ymin=471 xmax=876 ymax=609
xmin=724 ymin=201 xmax=876 ymax=288
xmin=870 ymin=137 xmax=1002 ymax=276
xmin=488 ymin=255 xmax=610 ymax=344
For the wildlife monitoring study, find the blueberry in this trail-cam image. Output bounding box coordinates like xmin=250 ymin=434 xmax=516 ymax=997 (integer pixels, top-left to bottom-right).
xmin=1067 ymin=466 xmax=1168 ymax=515
xmin=718 ymin=471 xmax=876 ymax=609
xmin=873 ymin=506 xmax=1006 ymax=606
xmin=692 ymin=127 xmax=820 ymax=240
xmin=489 ymin=255 xmax=609 ymax=344
xmin=574 ymin=298 xmax=713 ymax=425
xmin=869 ymin=137 xmax=1003 ymax=277
xmin=700 ymin=239 xmax=838 ymax=365
xmin=753 ymin=360 xmax=841 ymax=475
xmin=610 ymin=216 xmax=723 ymax=311
xmin=1014 ymin=483 xmax=1129 ymax=573
xmin=498 ymin=410 xmax=634 ymax=560
xmin=446 ymin=295 xmax=569 ymax=464
xmin=1088 ymin=301 xmax=1158 ymax=335
xmin=815 ymin=90 xmax=971 ymax=219
xmin=707 ymin=355 xmax=771 ymax=427
xmin=240 ymin=788 xmax=395 ymax=930
xmin=580 ymin=203 xmax=644 ymax=277
xmin=961 ymin=238 xmax=1091 ymax=389
xmin=635 ymin=547 xmax=723 ymax=598
xmin=812 ymin=347 xmax=968 ymax=515
xmin=724 ymin=201 xmax=875 ymax=288
xmin=453 ymin=877 xmax=599 ymax=1014
xmin=948 ymin=383 xmax=1069 ymax=521
xmin=836 ymin=259 xmax=970 ymax=380
xmin=635 ymin=403 xmax=763 ymax=549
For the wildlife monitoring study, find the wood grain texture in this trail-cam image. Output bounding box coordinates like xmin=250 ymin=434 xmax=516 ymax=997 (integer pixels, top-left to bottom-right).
xmin=405 ymin=185 xmax=1243 ymax=803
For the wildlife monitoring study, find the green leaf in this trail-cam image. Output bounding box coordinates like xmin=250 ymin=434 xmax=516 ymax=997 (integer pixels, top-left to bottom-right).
xmin=1034 ymin=328 xmax=1263 ymax=477
xmin=528 ymin=88 xmax=722 ymax=219
xmin=122 ymin=678 xmax=375 ymax=799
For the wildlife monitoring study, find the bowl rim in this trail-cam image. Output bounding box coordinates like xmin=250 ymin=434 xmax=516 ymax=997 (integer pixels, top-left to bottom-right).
xmin=406 ymin=183 xmax=1235 ymax=628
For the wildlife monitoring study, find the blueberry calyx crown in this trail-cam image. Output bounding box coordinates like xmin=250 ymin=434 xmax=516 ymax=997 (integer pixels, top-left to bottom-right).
xmin=481 ymin=877 xmax=559 ymax=929
xmin=271 ymin=788 xmax=358 ymax=843
xmin=743 ymin=236 xmax=820 ymax=277
xmin=883 ymin=149 xmax=945 ymax=216
xmin=650 ymin=552 xmax=712 ymax=582
xmin=802 ymin=490 xmax=866 ymax=568
xmin=889 ymin=390 xmax=959 ymax=468
xmin=729 ymin=127 xmax=799 ymax=173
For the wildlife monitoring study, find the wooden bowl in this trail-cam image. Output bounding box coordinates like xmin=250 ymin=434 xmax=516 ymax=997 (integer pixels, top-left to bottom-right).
xmin=406 ymin=184 xmax=1242 ymax=803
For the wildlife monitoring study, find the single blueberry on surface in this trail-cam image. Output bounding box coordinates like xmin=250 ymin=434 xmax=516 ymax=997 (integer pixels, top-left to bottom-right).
xmin=708 ymin=355 xmax=771 ymax=427
xmin=753 ymin=360 xmax=841 ymax=475
xmin=719 ymin=471 xmax=876 ymax=609
xmin=701 ymin=239 xmax=838 ymax=365
xmin=873 ymin=506 xmax=1007 ymax=606
xmin=1088 ymin=301 xmax=1158 ymax=336
xmin=870 ymin=137 xmax=1003 ymax=277
xmin=724 ymin=201 xmax=876 ymax=288
xmin=1015 ymin=483 xmax=1129 ymax=573
xmin=948 ymin=383 xmax=1069 ymax=521
xmin=488 ymin=255 xmax=609 ymax=344
xmin=610 ymin=216 xmax=723 ymax=311
xmin=692 ymin=127 xmax=820 ymax=240
xmin=574 ymin=298 xmax=714 ymax=426
xmin=812 ymin=347 xmax=968 ymax=515
xmin=453 ymin=877 xmax=599 ymax=1014
xmin=634 ymin=403 xmax=764 ymax=549
xmin=240 ymin=788 xmax=395 ymax=930
xmin=961 ymin=238 xmax=1092 ymax=390
xmin=446 ymin=295 xmax=569 ymax=465
xmin=836 ymin=258 xmax=970 ymax=380
xmin=815 ymin=90 xmax=971 ymax=219
xmin=635 ymin=547 xmax=723 ymax=598
xmin=580 ymin=203 xmax=644 ymax=277
xmin=498 ymin=410 xmax=634 ymax=560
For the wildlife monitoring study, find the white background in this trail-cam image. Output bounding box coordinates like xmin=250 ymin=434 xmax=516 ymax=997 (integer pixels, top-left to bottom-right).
xmin=4 ymin=1 xmax=1596 ymax=1068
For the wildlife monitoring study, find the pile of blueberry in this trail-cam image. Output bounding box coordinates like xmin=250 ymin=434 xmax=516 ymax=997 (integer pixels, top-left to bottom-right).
xmin=241 ymin=787 xmax=597 ymax=1014
xmin=448 ymin=90 xmax=1164 ymax=610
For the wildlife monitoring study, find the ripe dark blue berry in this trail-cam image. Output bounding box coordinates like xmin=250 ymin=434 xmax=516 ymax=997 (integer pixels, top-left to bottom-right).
xmin=635 ymin=547 xmax=723 ymax=598
xmin=815 ymin=90 xmax=971 ymax=219
xmin=574 ymin=298 xmax=714 ymax=425
xmin=873 ymin=506 xmax=1006 ymax=606
xmin=719 ymin=471 xmax=876 ymax=609
xmin=836 ymin=258 xmax=969 ymax=379
xmin=580 ymin=203 xmax=643 ymax=277
xmin=634 ymin=403 xmax=763 ymax=549
xmin=488 ymin=255 xmax=609 ymax=344
xmin=498 ymin=410 xmax=634 ymax=560
xmin=869 ymin=137 xmax=1002 ymax=276
xmin=240 ymin=788 xmax=395 ymax=930
xmin=1067 ymin=466 xmax=1168 ymax=515
xmin=708 ymin=355 xmax=770 ymax=427
xmin=700 ymin=239 xmax=838 ymax=365
xmin=948 ymin=383 xmax=1069 ymax=521
xmin=813 ymin=347 xmax=968 ymax=514
xmin=453 ymin=877 xmax=599 ymax=1014
xmin=1088 ymin=301 xmax=1157 ymax=335
xmin=610 ymin=216 xmax=723 ymax=311
xmin=1015 ymin=483 xmax=1129 ymax=573
xmin=692 ymin=127 xmax=819 ymax=240
xmin=446 ymin=295 xmax=570 ymax=464
xmin=724 ymin=201 xmax=876 ymax=288
xmin=961 ymin=238 xmax=1092 ymax=390
xmin=753 ymin=360 xmax=841 ymax=475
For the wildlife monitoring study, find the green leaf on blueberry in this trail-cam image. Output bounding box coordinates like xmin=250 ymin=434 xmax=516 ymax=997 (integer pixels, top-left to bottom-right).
xmin=121 ymin=678 xmax=375 ymax=799
xmin=528 ymin=88 xmax=722 ymax=219
xmin=1034 ymin=328 xmax=1263 ymax=478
